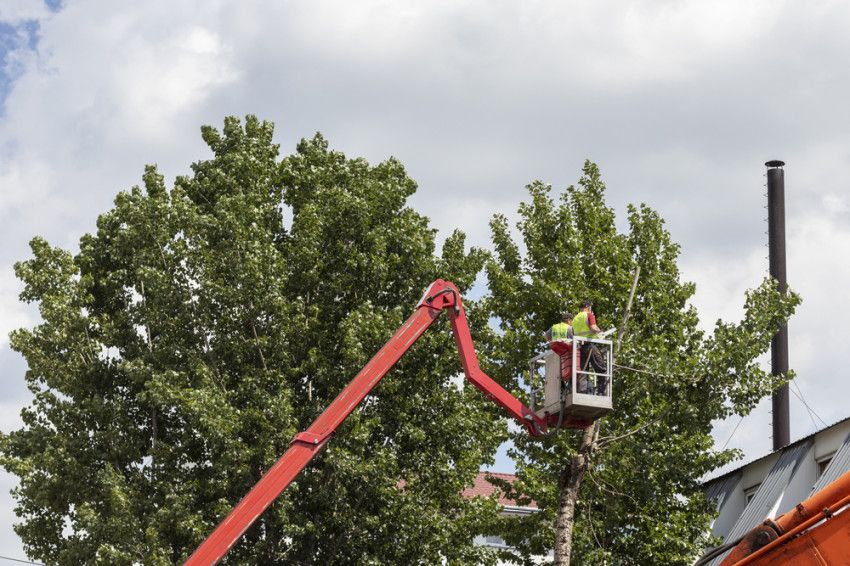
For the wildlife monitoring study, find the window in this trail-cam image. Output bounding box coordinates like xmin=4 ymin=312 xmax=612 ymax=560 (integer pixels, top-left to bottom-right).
xmin=744 ymin=483 xmax=761 ymax=504
xmin=481 ymin=535 xmax=508 ymax=548
xmin=817 ymin=455 xmax=834 ymax=479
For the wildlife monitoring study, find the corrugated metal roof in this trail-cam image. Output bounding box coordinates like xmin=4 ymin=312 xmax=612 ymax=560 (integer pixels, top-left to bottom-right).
xmin=704 ymin=471 xmax=742 ymax=513
xmin=709 ymin=439 xmax=813 ymax=566
xmin=703 ymin=414 xmax=850 ymax=485
xmin=702 ymin=417 xmax=850 ymax=485
xmin=811 ymin=428 xmax=850 ymax=494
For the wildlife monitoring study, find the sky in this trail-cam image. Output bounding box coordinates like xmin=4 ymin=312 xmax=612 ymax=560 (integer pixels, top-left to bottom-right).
xmin=2 ymin=0 xmax=850 ymax=559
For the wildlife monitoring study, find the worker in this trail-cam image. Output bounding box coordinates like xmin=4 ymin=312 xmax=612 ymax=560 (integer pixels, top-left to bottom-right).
xmin=573 ymin=300 xmax=607 ymax=395
xmin=545 ymin=312 xmax=573 ymax=348
xmin=545 ymin=312 xmax=578 ymax=392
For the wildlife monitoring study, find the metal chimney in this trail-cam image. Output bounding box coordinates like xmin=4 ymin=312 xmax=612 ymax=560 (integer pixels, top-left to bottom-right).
xmin=766 ymin=160 xmax=790 ymax=450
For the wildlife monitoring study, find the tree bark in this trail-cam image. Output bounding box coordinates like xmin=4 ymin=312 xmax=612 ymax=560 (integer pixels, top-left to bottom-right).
xmin=553 ymin=423 xmax=598 ymax=565
xmin=553 ymin=266 xmax=639 ymax=564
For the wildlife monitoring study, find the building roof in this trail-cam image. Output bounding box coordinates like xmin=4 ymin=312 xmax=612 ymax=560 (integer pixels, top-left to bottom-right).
xmin=704 ymin=471 xmax=742 ymax=512
xmin=700 ymin=413 xmax=850 ymax=562
xmin=462 ymin=472 xmax=538 ymax=509
xmin=707 ymin=439 xmax=813 ymax=566
xmin=704 ymin=414 xmax=850 ymax=485
xmin=812 ymin=426 xmax=850 ymax=493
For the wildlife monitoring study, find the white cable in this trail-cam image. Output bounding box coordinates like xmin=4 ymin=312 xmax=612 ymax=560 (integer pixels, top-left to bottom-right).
xmin=721 ymin=416 xmax=745 ymax=450
xmin=0 ymin=555 xmax=44 ymax=566
xmin=789 ymin=380 xmax=828 ymax=428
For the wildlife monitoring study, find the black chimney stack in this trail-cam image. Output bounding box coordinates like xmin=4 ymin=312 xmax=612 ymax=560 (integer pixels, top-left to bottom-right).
xmin=766 ymin=160 xmax=790 ymax=450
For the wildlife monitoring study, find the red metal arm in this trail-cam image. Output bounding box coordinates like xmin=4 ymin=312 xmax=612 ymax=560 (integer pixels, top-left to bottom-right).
xmin=185 ymin=279 xmax=549 ymax=565
xmin=446 ymin=284 xmax=546 ymax=436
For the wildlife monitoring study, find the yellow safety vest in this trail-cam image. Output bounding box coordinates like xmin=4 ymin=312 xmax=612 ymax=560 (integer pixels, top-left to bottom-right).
xmin=550 ymin=322 xmax=570 ymax=340
xmin=572 ymin=311 xmax=597 ymax=338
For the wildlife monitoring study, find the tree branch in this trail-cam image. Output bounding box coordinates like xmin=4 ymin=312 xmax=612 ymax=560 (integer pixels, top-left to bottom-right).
xmin=596 ymin=413 xmax=665 ymax=449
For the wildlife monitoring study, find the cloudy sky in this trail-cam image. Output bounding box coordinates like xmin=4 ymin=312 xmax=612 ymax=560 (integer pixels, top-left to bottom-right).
xmin=2 ymin=0 xmax=850 ymax=558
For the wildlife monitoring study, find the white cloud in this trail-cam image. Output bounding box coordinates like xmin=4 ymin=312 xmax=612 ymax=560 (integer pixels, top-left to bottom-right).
xmin=0 ymin=1 xmax=50 ymax=24
xmin=785 ymin=210 xmax=850 ymax=418
xmin=108 ymin=25 xmax=238 ymax=142
xmin=823 ymin=193 xmax=849 ymax=213
xmin=683 ymin=246 xmax=766 ymax=329
xmin=0 ymin=152 xmax=55 ymax=216
xmin=707 ymin=193 xmax=850 ymax=460
xmin=3 ymin=0 xmax=850 ymax=558
xmin=3 ymin=7 xmax=238 ymax=147
xmin=0 ymin=269 xmax=33 ymax=348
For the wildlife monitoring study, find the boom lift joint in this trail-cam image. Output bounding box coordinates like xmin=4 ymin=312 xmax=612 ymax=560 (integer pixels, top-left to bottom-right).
xmin=185 ymin=279 xmax=611 ymax=565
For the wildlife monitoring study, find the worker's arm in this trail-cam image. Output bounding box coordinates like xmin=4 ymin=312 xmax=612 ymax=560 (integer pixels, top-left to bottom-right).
xmin=589 ymin=312 xmax=601 ymax=334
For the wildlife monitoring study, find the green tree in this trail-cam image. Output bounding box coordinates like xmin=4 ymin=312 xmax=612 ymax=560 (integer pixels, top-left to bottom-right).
xmin=484 ymin=162 xmax=800 ymax=565
xmin=1 ymin=116 xmax=507 ymax=564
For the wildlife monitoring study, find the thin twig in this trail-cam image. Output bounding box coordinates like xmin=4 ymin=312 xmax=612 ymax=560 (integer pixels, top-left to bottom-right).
xmin=585 ymin=492 xmax=605 ymax=552
xmin=613 ymin=362 xmax=702 ymax=386
xmin=586 ymin=468 xmax=641 ymax=508
xmin=616 ymin=266 xmax=640 ymax=352
xmin=251 ymin=319 xmax=269 ymax=371
xmin=596 ymin=413 xmax=666 ymax=448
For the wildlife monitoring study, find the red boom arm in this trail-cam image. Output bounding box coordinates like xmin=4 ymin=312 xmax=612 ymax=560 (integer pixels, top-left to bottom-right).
xmin=185 ymin=279 xmax=554 ymax=565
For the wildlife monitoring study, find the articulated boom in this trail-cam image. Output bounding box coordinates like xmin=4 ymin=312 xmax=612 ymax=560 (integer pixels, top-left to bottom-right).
xmin=185 ymin=279 xmax=586 ymax=565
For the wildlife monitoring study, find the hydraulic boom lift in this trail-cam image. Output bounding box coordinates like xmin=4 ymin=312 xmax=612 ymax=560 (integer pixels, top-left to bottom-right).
xmin=185 ymin=279 xmax=612 ymax=565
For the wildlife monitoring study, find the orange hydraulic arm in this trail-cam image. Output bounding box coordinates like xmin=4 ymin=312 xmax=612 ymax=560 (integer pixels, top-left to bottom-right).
xmin=185 ymin=279 xmax=588 ymax=565
xmin=713 ymin=468 xmax=850 ymax=565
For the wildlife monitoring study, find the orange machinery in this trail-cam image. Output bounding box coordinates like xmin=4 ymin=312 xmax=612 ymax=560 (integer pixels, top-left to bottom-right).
xmin=698 ymin=467 xmax=850 ymax=565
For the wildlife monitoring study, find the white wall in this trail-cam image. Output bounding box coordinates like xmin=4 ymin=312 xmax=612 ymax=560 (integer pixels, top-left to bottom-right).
xmin=740 ymin=453 xmax=778 ymax=496
xmin=813 ymin=419 xmax=850 ymax=461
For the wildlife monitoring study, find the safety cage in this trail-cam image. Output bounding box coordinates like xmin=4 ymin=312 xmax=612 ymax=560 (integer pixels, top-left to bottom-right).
xmin=528 ymin=336 xmax=613 ymax=422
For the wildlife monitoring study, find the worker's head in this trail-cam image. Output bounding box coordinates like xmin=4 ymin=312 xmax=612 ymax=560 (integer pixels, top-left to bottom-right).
xmin=580 ymin=300 xmax=592 ymax=312
xmin=562 ymin=312 xmax=573 ymax=323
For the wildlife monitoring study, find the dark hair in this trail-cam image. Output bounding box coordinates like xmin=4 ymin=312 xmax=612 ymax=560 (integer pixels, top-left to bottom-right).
xmin=580 ymin=300 xmax=592 ymax=309
xmin=562 ymin=312 xmax=573 ymax=322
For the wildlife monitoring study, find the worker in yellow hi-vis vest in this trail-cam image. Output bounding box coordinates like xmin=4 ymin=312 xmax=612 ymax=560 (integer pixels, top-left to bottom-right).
xmin=545 ymin=312 xmax=576 ymax=389
xmin=573 ymin=300 xmax=607 ymax=395
xmin=545 ymin=312 xmax=573 ymax=347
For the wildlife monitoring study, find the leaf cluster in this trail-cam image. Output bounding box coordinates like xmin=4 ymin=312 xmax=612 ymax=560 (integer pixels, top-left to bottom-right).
xmin=2 ymin=116 xmax=505 ymax=565
xmin=483 ymin=161 xmax=800 ymax=565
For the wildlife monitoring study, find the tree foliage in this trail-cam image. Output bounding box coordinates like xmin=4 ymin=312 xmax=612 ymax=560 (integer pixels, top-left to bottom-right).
xmin=484 ymin=162 xmax=800 ymax=565
xmin=1 ymin=116 xmax=507 ymax=564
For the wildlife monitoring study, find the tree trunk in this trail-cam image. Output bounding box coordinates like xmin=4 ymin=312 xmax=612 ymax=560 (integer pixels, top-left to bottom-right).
xmin=553 ymin=423 xmax=599 ymax=565
xmin=553 ymin=267 xmax=638 ymax=563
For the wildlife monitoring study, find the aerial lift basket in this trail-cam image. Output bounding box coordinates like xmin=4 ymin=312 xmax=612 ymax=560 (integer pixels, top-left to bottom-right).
xmin=529 ymin=336 xmax=613 ymax=422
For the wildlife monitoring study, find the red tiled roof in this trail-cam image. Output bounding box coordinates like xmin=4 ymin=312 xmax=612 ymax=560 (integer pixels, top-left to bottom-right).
xmin=462 ymin=472 xmax=538 ymax=509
